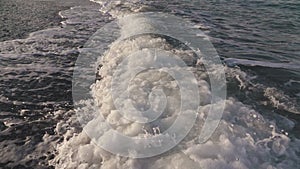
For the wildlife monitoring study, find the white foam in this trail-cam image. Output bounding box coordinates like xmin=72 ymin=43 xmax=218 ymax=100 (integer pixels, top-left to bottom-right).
xmin=50 ymin=1 xmax=300 ymax=168
xmin=264 ymin=87 xmax=300 ymax=114
xmin=91 ymin=0 xmax=150 ymax=17
xmin=0 ymin=4 xmax=108 ymax=168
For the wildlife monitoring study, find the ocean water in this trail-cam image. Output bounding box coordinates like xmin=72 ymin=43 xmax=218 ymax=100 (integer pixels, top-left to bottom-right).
xmin=0 ymin=0 xmax=299 ymax=169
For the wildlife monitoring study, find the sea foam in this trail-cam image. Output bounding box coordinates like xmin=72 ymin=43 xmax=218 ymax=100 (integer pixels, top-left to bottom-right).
xmin=50 ymin=1 xmax=300 ymax=168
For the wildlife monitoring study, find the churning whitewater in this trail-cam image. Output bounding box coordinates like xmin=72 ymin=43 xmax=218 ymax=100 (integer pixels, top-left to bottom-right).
xmin=1 ymin=0 xmax=299 ymax=169
xmin=50 ymin=1 xmax=300 ymax=169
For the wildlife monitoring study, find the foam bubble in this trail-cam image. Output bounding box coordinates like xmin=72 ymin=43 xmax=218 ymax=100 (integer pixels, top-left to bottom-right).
xmin=49 ymin=1 xmax=300 ymax=168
